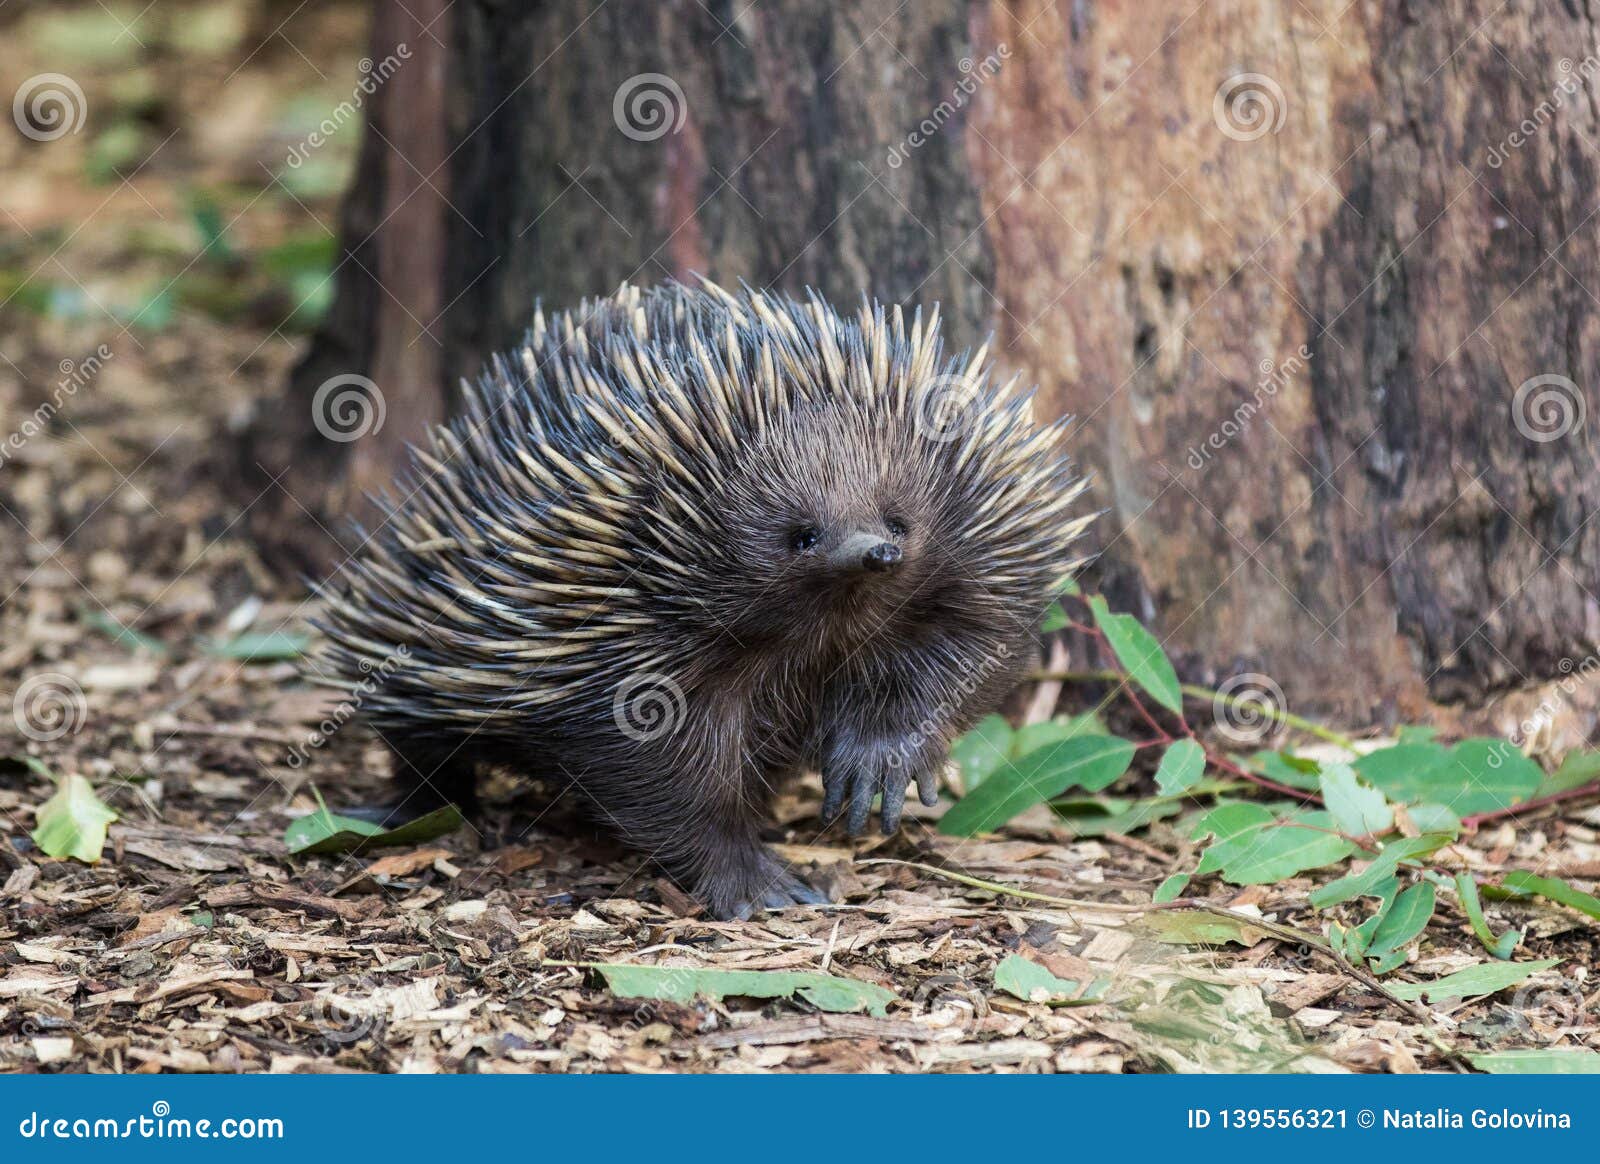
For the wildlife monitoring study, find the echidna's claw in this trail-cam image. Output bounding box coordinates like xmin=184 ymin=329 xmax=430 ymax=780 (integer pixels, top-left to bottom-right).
xmin=706 ymin=848 xmax=830 ymax=920
xmin=822 ymin=739 xmax=936 ymax=837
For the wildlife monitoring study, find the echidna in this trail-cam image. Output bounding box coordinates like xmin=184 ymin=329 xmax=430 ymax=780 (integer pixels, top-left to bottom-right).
xmin=312 ymin=281 xmax=1092 ymax=918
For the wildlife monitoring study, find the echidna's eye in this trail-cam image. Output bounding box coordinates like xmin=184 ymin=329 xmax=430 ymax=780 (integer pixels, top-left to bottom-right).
xmin=885 ymin=518 xmax=908 ymax=540
xmin=789 ymin=526 xmax=820 ymax=553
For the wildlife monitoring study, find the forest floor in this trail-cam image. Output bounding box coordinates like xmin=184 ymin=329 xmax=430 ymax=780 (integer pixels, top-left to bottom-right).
xmin=2 ymin=0 xmax=1599 ymax=1075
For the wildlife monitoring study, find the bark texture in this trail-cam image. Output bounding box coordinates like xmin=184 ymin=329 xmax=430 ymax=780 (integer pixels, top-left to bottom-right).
xmin=246 ymin=0 xmax=1600 ymax=719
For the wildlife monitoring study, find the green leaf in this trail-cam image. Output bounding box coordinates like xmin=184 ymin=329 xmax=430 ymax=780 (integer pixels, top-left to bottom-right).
xmin=1405 ymin=802 xmax=1461 ymax=837
xmin=1500 ymin=870 xmax=1600 ymax=921
xmin=1388 ymin=958 xmax=1561 ymax=1003
xmin=1356 ymin=739 xmax=1541 ymax=816
xmin=85 ymin=122 xmax=147 ymax=184
xmin=1327 ymin=920 xmax=1355 ymax=960
xmin=1154 ymin=739 xmax=1206 ymax=795
xmin=1364 ymin=881 xmax=1436 ymax=972
xmin=1192 ymin=803 xmax=1276 ymax=872
xmin=1471 ymin=1049 xmax=1600 ymax=1074
xmin=1053 ymin=794 xmax=1131 ymax=816
xmin=285 ymin=803 xmax=464 ymax=856
xmin=259 ymin=232 xmax=339 ymax=280
xmin=1318 ymin=762 xmax=1392 ymax=836
xmin=1039 ymin=602 xmax=1069 ymax=633
xmin=1536 ymin=749 xmax=1600 ymax=798
xmin=939 ymin=735 xmax=1135 ymax=836
xmin=994 ymin=953 xmax=1094 ymax=1004
xmin=1456 ymin=872 xmax=1521 ymax=960
xmin=34 ymin=6 xmax=146 ymax=65
xmin=1190 ymin=801 xmax=1275 ymax=843
xmin=1367 ymin=945 xmax=1410 ymax=975
xmin=1087 ymin=595 xmax=1182 ymax=715
xmin=1353 ymin=743 xmax=1445 ymax=800
xmin=205 ymin=631 xmax=311 ymax=661
xmin=1195 ymin=807 xmax=1356 ymax=885
xmin=1338 ymin=919 xmax=1371 ymax=959
xmin=188 ymin=192 xmax=238 ymax=264
xmin=80 ymin=607 xmax=170 ymax=655
xmin=1443 ymin=740 xmax=1544 ymax=815
xmin=950 ymin=714 xmax=1013 ymax=792
xmin=1012 ymin=712 xmax=1102 ymax=756
xmin=1141 ymin=910 xmax=1267 ymax=947
xmin=1051 ymin=796 xmax=1183 ymax=838
xmin=1308 ymin=834 xmax=1451 ymax=909
xmin=31 ymin=772 xmax=119 ymax=863
xmin=124 ymin=284 xmax=175 ymax=331
xmin=11 ymin=754 xmax=56 ymax=782
xmin=1255 ymin=750 xmax=1321 ymax=791
xmin=590 ymin=964 xmax=895 ymax=1016
xmin=1345 ymin=877 xmax=1402 ymax=960
xmin=1153 ymin=873 xmax=1190 ymax=903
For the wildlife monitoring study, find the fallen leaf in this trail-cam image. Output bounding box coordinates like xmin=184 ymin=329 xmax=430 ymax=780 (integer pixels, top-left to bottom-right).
xmin=994 ymin=953 xmax=1104 ymax=1005
xmin=1388 ymin=958 xmax=1561 ymax=1003
xmin=31 ymin=772 xmax=119 ymax=863
xmin=284 ymin=803 xmax=463 ymax=856
xmin=366 ymin=848 xmax=455 ymax=878
xmin=1269 ymin=973 xmax=1345 ymax=1015
xmin=1140 ymin=910 xmax=1269 ymax=947
xmin=1471 ymin=1049 xmax=1600 ymax=1074
xmin=589 ymin=963 xmax=895 ymax=1016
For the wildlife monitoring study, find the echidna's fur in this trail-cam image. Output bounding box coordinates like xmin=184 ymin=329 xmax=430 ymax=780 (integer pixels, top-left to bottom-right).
xmin=312 ymin=280 xmax=1093 ymax=918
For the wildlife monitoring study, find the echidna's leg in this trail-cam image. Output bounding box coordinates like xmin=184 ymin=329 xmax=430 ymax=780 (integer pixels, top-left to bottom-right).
xmin=821 ymin=731 xmax=944 ymax=835
xmin=577 ymin=754 xmax=825 ymax=919
xmin=689 ymin=830 xmax=829 ymax=921
xmin=821 ymin=634 xmax=1029 ymax=835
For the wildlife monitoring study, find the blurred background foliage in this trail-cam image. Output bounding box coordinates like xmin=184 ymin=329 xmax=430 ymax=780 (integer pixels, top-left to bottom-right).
xmin=1 ymin=0 xmax=363 ymax=339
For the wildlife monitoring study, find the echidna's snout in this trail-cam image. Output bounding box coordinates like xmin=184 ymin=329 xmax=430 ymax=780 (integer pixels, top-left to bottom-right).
xmin=832 ymin=531 xmax=903 ymax=574
xmin=862 ymin=541 xmax=902 ymax=572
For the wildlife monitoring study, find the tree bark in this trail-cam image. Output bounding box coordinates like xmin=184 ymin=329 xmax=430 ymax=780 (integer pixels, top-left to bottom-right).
xmin=244 ymin=0 xmax=1600 ymax=722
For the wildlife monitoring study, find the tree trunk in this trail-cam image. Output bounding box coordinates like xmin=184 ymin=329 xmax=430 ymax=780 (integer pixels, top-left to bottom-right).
xmin=245 ymin=0 xmax=1600 ymax=722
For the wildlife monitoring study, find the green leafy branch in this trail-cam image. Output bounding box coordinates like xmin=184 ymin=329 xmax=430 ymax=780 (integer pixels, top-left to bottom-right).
xmin=939 ymin=590 xmax=1600 ymax=978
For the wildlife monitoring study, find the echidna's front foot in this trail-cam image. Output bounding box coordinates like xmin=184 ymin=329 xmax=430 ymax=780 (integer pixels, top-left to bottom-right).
xmin=822 ymin=737 xmax=942 ymax=836
xmin=698 ymin=846 xmax=829 ymax=921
